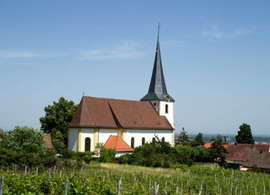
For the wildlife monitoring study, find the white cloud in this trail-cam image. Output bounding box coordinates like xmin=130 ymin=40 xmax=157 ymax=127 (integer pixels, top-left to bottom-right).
xmin=0 ymin=50 xmax=42 ymax=58
xmin=0 ymin=41 xmax=146 ymax=61
xmin=78 ymin=41 xmax=145 ymax=60
xmin=202 ymin=25 xmax=255 ymax=40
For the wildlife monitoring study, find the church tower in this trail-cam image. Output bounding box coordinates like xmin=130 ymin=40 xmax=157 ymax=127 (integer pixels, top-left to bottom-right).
xmin=141 ymin=27 xmax=175 ymax=128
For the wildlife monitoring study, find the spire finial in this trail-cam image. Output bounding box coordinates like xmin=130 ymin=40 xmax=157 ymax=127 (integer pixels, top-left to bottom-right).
xmin=157 ymin=23 xmax=160 ymax=41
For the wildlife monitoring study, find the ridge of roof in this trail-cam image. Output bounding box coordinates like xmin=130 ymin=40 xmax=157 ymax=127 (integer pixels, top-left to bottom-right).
xmin=84 ymin=96 xmax=142 ymax=103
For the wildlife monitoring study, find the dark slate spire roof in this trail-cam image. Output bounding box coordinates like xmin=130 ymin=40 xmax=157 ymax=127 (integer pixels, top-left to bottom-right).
xmin=141 ymin=27 xmax=175 ymax=102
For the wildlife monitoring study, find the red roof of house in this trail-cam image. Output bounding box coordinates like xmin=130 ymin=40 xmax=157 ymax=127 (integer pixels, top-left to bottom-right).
xmin=69 ymin=96 xmax=173 ymax=130
xmin=243 ymin=151 xmax=270 ymax=169
xmin=205 ymin=142 xmax=270 ymax=169
xmin=203 ymin=142 xmax=229 ymax=149
xmin=103 ymin=135 xmax=133 ymax=152
xmin=226 ymin=144 xmax=269 ymax=162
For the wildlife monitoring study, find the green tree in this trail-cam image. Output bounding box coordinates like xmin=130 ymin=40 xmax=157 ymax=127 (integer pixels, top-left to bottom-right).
xmin=40 ymin=97 xmax=77 ymax=152
xmin=177 ymin=128 xmax=190 ymax=145
xmin=3 ymin=126 xmax=44 ymax=152
xmin=191 ymin=132 xmax=204 ymax=146
xmin=235 ymin=123 xmax=255 ymax=144
xmin=0 ymin=126 xmax=56 ymax=167
xmin=0 ymin=128 xmax=5 ymax=142
xmin=208 ymin=136 xmax=227 ymax=165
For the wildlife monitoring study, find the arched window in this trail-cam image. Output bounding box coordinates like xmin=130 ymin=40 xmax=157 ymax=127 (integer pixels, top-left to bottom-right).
xmin=131 ymin=137 xmax=135 ymax=148
xmin=162 ymin=137 xmax=165 ymax=142
xmin=85 ymin=137 xmax=91 ymax=152
xmin=165 ymin=104 xmax=169 ymax=114
xmin=142 ymin=137 xmax=145 ymax=145
xmin=152 ymin=137 xmax=156 ymax=144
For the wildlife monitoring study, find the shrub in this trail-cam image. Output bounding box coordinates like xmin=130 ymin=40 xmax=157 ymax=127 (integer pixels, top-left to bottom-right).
xmin=99 ymin=149 xmax=116 ymax=162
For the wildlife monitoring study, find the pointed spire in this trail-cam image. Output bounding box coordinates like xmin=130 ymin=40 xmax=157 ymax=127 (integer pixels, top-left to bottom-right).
xmin=157 ymin=22 xmax=160 ymax=42
xmin=141 ymin=25 xmax=174 ymax=102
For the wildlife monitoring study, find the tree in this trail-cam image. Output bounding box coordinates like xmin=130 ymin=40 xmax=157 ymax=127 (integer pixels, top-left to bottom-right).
xmin=235 ymin=123 xmax=255 ymax=144
xmin=177 ymin=128 xmax=190 ymax=145
xmin=191 ymin=132 xmax=204 ymax=146
xmin=208 ymin=136 xmax=227 ymax=165
xmin=3 ymin=126 xmax=44 ymax=153
xmin=0 ymin=126 xmax=56 ymax=167
xmin=40 ymin=97 xmax=77 ymax=152
xmin=0 ymin=128 xmax=5 ymax=141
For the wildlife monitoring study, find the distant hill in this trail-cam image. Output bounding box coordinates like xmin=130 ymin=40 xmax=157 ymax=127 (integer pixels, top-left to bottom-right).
xmin=176 ymin=133 xmax=270 ymax=144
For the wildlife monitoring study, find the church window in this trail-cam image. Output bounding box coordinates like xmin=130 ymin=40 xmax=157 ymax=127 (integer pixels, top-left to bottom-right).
xmin=153 ymin=102 xmax=156 ymax=106
xmin=131 ymin=137 xmax=135 ymax=148
xmin=85 ymin=137 xmax=91 ymax=152
xmin=152 ymin=137 xmax=156 ymax=144
xmin=165 ymin=104 xmax=168 ymax=113
xmin=162 ymin=137 xmax=165 ymax=142
xmin=142 ymin=137 xmax=145 ymax=145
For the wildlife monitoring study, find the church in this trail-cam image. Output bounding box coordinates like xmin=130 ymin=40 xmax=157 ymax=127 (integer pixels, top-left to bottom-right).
xmin=68 ymin=33 xmax=175 ymax=155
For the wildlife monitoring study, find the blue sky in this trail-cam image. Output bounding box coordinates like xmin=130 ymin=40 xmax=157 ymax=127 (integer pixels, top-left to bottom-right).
xmin=1 ymin=1 xmax=270 ymax=135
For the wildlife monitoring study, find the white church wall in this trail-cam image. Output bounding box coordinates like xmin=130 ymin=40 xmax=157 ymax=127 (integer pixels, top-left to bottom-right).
xmin=68 ymin=129 xmax=78 ymax=151
xmin=124 ymin=129 xmax=173 ymax=148
xmin=78 ymin=129 xmax=95 ymax=152
xmin=99 ymin=129 xmax=119 ymax=144
xmin=159 ymin=101 xmax=174 ymax=127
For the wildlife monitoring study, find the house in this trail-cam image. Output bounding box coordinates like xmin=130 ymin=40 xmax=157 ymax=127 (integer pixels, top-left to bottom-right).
xmin=225 ymin=144 xmax=270 ymax=170
xmin=204 ymin=142 xmax=270 ymax=170
xmin=68 ymin=33 xmax=175 ymax=155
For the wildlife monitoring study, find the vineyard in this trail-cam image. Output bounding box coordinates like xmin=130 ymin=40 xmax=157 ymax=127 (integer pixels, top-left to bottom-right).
xmin=0 ymin=163 xmax=270 ymax=194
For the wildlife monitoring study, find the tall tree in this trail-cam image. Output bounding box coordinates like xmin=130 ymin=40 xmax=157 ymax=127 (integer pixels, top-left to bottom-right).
xmin=40 ymin=97 xmax=77 ymax=152
xmin=177 ymin=128 xmax=190 ymax=145
xmin=191 ymin=132 xmax=204 ymax=146
xmin=235 ymin=123 xmax=255 ymax=144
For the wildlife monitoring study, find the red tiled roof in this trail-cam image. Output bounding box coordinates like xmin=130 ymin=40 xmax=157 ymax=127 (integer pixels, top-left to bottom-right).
xmin=226 ymin=144 xmax=269 ymax=162
xmin=204 ymin=142 xmax=213 ymax=149
xmin=69 ymin=96 xmax=173 ymax=130
xmin=203 ymin=142 xmax=229 ymax=149
xmin=243 ymin=151 xmax=270 ymax=169
xmin=205 ymin=142 xmax=270 ymax=169
xmin=43 ymin=134 xmax=54 ymax=149
xmin=103 ymin=135 xmax=133 ymax=152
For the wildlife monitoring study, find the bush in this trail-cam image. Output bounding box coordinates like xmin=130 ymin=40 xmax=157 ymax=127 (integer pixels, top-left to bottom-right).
xmin=117 ymin=142 xmax=211 ymax=168
xmin=99 ymin=149 xmax=116 ymax=162
xmin=75 ymin=152 xmax=92 ymax=163
xmin=118 ymin=141 xmax=177 ymax=168
xmin=117 ymin=154 xmax=131 ymax=164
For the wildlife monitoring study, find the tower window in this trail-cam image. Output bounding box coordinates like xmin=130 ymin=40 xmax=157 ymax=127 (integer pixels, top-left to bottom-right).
xmin=165 ymin=104 xmax=169 ymax=113
xmin=131 ymin=137 xmax=135 ymax=148
xmin=142 ymin=137 xmax=145 ymax=145
xmin=85 ymin=137 xmax=91 ymax=152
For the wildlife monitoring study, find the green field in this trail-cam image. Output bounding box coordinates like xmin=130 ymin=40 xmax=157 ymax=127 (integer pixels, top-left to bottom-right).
xmin=1 ymin=163 xmax=270 ymax=194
